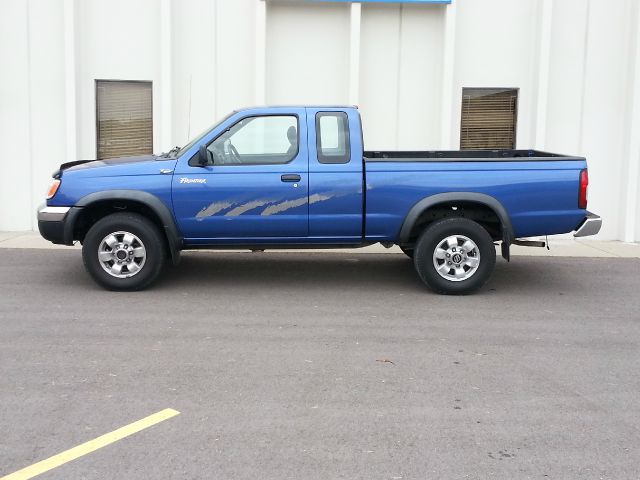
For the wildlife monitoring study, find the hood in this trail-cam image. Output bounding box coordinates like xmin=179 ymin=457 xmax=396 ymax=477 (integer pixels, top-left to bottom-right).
xmin=56 ymin=154 xmax=175 ymax=178
xmin=63 ymin=154 xmax=157 ymax=172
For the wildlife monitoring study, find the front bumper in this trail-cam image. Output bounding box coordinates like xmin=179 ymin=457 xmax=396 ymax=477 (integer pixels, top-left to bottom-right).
xmin=573 ymin=212 xmax=602 ymax=237
xmin=37 ymin=205 xmax=75 ymax=245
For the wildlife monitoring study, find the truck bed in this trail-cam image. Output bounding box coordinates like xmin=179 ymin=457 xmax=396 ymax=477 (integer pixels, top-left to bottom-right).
xmin=363 ymin=151 xmax=588 ymax=241
xmin=364 ymin=149 xmax=582 ymax=162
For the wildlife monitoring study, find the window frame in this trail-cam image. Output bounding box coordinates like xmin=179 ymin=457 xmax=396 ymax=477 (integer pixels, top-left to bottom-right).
xmin=459 ymin=87 xmax=519 ymax=151
xmin=95 ymin=79 xmax=153 ymax=160
xmin=189 ymin=113 xmax=301 ymax=167
xmin=315 ymin=111 xmax=351 ymax=164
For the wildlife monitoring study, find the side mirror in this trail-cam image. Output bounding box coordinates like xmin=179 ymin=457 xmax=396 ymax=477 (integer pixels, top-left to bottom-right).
xmin=198 ymin=145 xmax=209 ymax=166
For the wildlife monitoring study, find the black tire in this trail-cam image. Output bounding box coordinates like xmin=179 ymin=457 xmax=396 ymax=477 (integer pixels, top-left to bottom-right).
xmin=400 ymin=246 xmax=414 ymax=258
xmin=82 ymin=213 xmax=166 ymax=291
xmin=413 ymin=218 xmax=496 ymax=295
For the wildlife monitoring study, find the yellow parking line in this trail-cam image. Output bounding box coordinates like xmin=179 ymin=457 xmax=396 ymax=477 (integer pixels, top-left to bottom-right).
xmin=1 ymin=408 xmax=180 ymax=480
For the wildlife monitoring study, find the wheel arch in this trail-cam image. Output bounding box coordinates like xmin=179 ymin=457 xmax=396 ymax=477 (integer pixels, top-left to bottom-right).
xmin=397 ymin=192 xmax=514 ymax=260
xmin=70 ymin=190 xmax=182 ymax=265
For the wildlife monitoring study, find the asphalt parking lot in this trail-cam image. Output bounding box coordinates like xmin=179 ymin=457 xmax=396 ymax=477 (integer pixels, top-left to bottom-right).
xmin=1 ymin=248 xmax=639 ymax=479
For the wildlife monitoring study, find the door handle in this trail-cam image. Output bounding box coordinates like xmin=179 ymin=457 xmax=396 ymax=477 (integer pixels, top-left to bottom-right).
xmin=281 ymin=174 xmax=301 ymax=182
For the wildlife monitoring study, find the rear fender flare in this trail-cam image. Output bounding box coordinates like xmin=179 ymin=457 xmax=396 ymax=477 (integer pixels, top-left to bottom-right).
xmin=398 ymin=192 xmax=514 ymax=260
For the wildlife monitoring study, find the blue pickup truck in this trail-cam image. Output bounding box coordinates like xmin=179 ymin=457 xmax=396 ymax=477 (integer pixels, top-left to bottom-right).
xmin=38 ymin=105 xmax=601 ymax=294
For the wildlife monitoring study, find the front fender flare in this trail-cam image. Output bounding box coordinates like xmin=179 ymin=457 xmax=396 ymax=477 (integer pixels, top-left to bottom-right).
xmin=72 ymin=190 xmax=182 ymax=265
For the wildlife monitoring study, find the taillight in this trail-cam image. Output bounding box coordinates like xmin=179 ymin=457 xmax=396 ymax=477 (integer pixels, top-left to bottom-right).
xmin=46 ymin=179 xmax=61 ymax=199
xmin=578 ymin=169 xmax=588 ymax=209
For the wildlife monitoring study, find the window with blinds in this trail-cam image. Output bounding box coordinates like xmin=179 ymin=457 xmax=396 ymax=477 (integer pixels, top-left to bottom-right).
xmin=460 ymin=88 xmax=518 ymax=150
xmin=96 ymin=80 xmax=153 ymax=159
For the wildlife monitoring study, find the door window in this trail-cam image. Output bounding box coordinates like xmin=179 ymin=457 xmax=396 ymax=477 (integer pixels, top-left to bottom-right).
xmin=206 ymin=115 xmax=298 ymax=165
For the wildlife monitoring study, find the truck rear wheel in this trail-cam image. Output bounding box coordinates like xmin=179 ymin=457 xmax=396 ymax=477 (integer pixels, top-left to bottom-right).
xmin=413 ymin=218 xmax=496 ymax=295
xmin=82 ymin=213 xmax=166 ymax=291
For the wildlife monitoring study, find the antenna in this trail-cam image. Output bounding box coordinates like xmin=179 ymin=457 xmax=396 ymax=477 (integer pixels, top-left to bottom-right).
xmin=187 ymin=74 xmax=193 ymax=140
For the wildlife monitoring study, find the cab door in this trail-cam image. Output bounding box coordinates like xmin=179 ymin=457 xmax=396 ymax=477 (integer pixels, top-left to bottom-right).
xmin=306 ymin=107 xmax=364 ymax=242
xmin=172 ymin=108 xmax=309 ymax=243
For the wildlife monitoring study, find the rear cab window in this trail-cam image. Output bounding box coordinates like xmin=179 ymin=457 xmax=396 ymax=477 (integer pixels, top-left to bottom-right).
xmin=315 ymin=112 xmax=350 ymax=164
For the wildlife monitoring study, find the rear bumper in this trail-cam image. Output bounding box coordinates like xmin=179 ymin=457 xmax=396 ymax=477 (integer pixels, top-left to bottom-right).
xmin=573 ymin=212 xmax=602 ymax=237
xmin=37 ymin=205 xmax=76 ymax=245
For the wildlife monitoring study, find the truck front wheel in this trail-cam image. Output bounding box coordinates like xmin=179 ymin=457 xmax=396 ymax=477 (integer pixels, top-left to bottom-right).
xmin=413 ymin=218 xmax=496 ymax=295
xmin=82 ymin=213 xmax=166 ymax=291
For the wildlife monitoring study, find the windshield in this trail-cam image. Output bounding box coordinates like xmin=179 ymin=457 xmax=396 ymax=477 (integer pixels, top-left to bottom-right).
xmin=169 ymin=111 xmax=236 ymax=158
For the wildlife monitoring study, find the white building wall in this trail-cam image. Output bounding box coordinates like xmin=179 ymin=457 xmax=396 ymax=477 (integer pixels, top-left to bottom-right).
xmin=0 ymin=0 xmax=639 ymax=242
xmin=75 ymin=0 xmax=162 ymax=159
xmin=450 ymin=0 xmax=540 ymax=149
xmin=637 ymin=162 xmax=640 ymax=242
xmin=359 ymin=4 xmax=445 ymax=150
xmin=544 ymin=0 xmax=589 ymax=155
xmin=216 ymin=1 xmax=257 ymax=115
xmin=266 ymin=1 xmax=351 ymax=104
xmin=27 ymin=0 xmax=67 ymax=232
xmin=579 ymin=0 xmax=635 ymax=240
xmin=619 ymin=0 xmax=640 ymax=244
xmin=0 ymin=0 xmax=66 ymax=231
xmin=359 ymin=4 xmax=403 ymax=150
xmin=0 ymin=0 xmax=33 ymax=231
xmin=170 ymin=0 xmax=218 ymax=148
xmin=395 ymin=4 xmax=445 ymax=150
xmin=171 ymin=0 xmax=256 ymax=148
